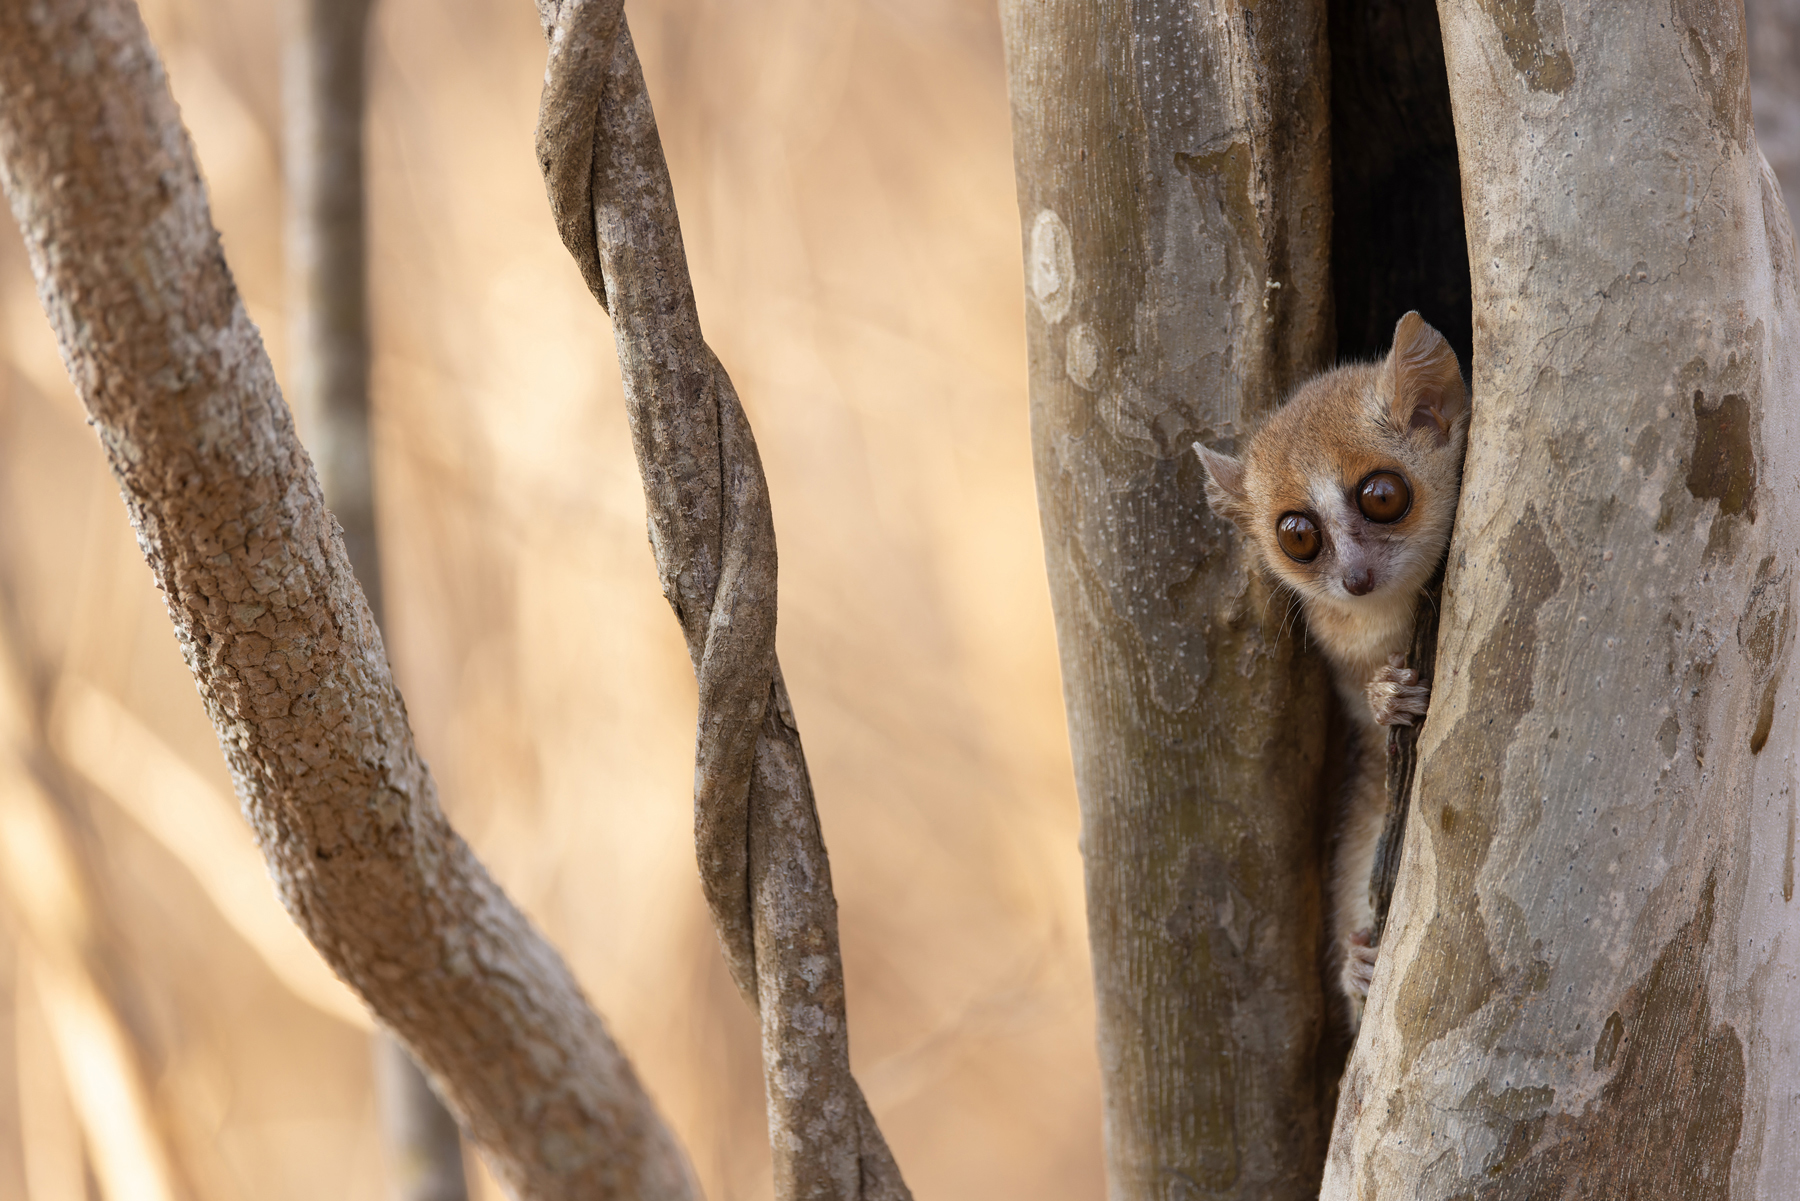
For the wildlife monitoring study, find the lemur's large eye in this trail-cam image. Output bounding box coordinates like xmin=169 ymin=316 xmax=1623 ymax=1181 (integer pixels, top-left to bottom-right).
xmin=1276 ymin=513 xmax=1322 ymax=562
xmin=1357 ymin=471 xmax=1411 ymax=523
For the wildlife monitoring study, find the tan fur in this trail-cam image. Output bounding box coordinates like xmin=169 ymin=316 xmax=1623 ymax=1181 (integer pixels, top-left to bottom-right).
xmin=1195 ymin=312 xmax=1468 ymax=1031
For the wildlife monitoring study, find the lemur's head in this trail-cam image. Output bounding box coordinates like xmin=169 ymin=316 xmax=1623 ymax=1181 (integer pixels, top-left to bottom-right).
xmin=1195 ymin=312 xmax=1468 ymax=614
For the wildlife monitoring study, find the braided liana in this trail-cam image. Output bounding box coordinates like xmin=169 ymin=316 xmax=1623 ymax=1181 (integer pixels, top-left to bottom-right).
xmin=533 ymin=4 xmax=910 ymax=1198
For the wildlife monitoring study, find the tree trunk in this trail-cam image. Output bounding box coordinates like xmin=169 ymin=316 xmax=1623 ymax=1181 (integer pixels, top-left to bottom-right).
xmin=281 ymin=0 xmax=470 ymax=1194
xmin=998 ymin=4 xmax=1340 ymax=1196
xmin=0 ymin=3 xmax=696 ymax=1196
xmin=1325 ymin=2 xmax=1800 ymax=1195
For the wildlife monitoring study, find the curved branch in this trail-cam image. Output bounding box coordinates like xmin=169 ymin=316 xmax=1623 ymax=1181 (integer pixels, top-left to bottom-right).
xmin=0 ymin=4 xmax=694 ymax=1198
xmin=533 ymin=5 xmax=909 ymax=1198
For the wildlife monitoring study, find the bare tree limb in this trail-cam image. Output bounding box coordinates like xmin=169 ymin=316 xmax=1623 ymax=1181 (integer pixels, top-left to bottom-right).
xmin=533 ymin=4 xmax=909 ymax=1198
xmin=0 ymin=4 xmax=695 ymax=1197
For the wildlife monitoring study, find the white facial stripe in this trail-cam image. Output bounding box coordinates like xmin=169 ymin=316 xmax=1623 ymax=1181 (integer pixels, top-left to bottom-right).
xmin=1307 ymin=475 xmax=1341 ymax=526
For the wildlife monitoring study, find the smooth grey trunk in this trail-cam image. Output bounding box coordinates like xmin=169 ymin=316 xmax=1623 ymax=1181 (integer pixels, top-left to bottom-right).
xmin=0 ymin=3 xmax=698 ymax=1196
xmin=998 ymin=4 xmax=1340 ymax=1196
xmin=281 ymin=0 xmax=468 ymax=1194
xmin=1324 ymin=2 xmax=1800 ymax=1195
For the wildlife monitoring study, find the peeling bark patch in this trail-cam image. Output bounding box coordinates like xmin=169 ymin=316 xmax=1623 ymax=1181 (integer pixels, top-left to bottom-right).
xmin=1402 ymin=513 xmax=1562 ymax=1068
xmin=1593 ymin=1010 xmax=1624 ymax=1070
xmin=1761 ymin=162 xmax=1797 ymax=283
xmin=1687 ymin=391 xmax=1756 ymax=517
xmin=1473 ymin=513 xmax=1564 ymax=717
xmin=1029 ymin=209 xmax=1076 ymax=325
xmin=1629 ymin=424 xmax=1661 ymax=474
xmin=1173 ymin=141 xmax=1254 ymax=240
xmin=1786 ymin=791 xmax=1796 ymax=903
xmin=1453 ymin=875 xmax=1745 ymax=1201
xmin=1672 ymin=0 xmax=1751 ymax=148
xmin=1476 ymin=0 xmax=1574 ymax=93
xmin=1467 ymin=1082 xmax=1557 ymax=1179
xmin=1736 ymin=554 xmax=1790 ymax=754
xmin=1165 ymin=843 xmax=1255 ymax=962
xmin=1657 ymin=713 xmax=1680 ymax=758
xmin=1389 ymin=893 xmax=1504 ymax=1073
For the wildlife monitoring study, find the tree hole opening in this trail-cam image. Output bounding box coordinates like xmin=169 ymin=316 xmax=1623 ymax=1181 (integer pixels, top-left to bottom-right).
xmin=1329 ymin=0 xmax=1473 ymax=370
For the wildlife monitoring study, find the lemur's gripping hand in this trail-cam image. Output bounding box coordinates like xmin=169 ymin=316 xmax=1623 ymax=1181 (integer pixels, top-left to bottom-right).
xmin=1367 ymin=653 xmax=1430 ymax=727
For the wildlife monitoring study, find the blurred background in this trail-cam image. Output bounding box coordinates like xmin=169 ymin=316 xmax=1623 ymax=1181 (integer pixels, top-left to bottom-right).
xmin=10 ymin=2 xmax=1800 ymax=1199
xmin=0 ymin=0 xmax=1102 ymax=1198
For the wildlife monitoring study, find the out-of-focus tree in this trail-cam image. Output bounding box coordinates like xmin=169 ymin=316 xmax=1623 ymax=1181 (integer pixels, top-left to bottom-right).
xmin=0 ymin=557 xmax=197 ymax=1200
xmin=281 ymin=0 xmax=469 ymax=1194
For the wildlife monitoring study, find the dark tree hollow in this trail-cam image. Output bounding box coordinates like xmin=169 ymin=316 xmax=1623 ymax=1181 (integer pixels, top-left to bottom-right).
xmin=1328 ymin=0 xmax=1471 ymax=368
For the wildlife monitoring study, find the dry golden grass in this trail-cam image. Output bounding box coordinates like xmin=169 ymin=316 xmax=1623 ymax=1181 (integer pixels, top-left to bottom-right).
xmin=0 ymin=0 xmax=1100 ymax=1197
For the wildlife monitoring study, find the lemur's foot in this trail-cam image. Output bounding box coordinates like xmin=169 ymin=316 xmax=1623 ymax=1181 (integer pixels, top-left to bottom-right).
xmin=1342 ymin=928 xmax=1378 ymax=1001
xmin=1367 ymin=653 xmax=1430 ymax=727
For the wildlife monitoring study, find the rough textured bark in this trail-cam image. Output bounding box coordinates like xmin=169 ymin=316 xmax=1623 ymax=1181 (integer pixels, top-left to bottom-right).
xmin=281 ymin=0 xmax=469 ymax=1193
xmin=0 ymin=4 xmax=696 ymax=1197
xmin=532 ymin=3 xmax=908 ymax=1198
xmin=998 ymin=4 xmax=1338 ymax=1196
xmin=1325 ymin=2 xmax=1800 ymax=1195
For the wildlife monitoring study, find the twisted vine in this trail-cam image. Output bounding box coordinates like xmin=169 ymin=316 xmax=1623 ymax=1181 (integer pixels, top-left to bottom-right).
xmin=534 ymin=4 xmax=910 ymax=1198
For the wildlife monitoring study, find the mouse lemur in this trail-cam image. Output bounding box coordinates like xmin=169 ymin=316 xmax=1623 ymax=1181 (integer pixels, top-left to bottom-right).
xmin=1195 ymin=311 xmax=1468 ymax=1030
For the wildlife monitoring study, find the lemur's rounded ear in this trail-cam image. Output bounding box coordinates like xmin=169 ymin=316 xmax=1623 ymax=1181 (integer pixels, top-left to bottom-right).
xmin=1383 ymin=312 xmax=1466 ymax=445
xmin=1194 ymin=443 xmax=1249 ymax=526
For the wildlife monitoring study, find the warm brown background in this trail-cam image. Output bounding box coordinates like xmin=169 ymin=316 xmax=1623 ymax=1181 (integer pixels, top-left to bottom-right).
xmin=0 ymin=0 xmax=1102 ymax=1197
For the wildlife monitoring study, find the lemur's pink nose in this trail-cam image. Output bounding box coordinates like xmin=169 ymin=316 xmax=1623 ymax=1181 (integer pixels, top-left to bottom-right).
xmin=1343 ymin=569 xmax=1376 ymax=597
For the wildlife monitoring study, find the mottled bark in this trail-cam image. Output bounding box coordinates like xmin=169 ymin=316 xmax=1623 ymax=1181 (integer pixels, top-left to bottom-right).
xmin=1325 ymin=2 xmax=1800 ymax=1195
xmin=281 ymin=0 xmax=469 ymax=1192
xmin=998 ymin=4 xmax=1338 ymax=1197
xmin=0 ymin=3 xmax=695 ymax=1197
xmin=532 ymin=3 xmax=907 ymax=1198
